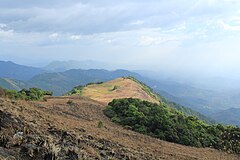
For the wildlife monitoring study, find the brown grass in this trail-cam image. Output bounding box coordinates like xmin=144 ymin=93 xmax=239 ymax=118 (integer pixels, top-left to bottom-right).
xmin=81 ymin=78 xmax=160 ymax=105
xmin=0 ymin=97 xmax=239 ymax=159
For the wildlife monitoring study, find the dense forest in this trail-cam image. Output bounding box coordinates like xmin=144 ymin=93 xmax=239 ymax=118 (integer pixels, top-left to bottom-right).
xmin=104 ymin=98 xmax=240 ymax=154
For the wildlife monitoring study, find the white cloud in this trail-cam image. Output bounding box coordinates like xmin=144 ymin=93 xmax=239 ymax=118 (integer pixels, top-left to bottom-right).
xmin=0 ymin=24 xmax=14 ymax=37
xmin=130 ymin=20 xmax=145 ymax=25
xmin=139 ymin=35 xmax=183 ymax=46
xmin=1 ymin=0 xmax=240 ymax=76
xmin=0 ymin=24 xmax=7 ymax=28
xmin=48 ymin=33 xmax=59 ymax=39
xmin=69 ymin=34 xmax=81 ymax=40
xmin=219 ymin=20 xmax=240 ymax=31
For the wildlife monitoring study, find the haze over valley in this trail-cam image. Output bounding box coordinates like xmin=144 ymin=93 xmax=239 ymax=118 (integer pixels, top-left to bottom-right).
xmin=1 ymin=0 xmax=240 ymax=159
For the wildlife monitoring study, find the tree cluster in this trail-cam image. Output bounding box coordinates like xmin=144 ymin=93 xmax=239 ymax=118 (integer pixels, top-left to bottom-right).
xmin=104 ymin=98 xmax=240 ymax=154
xmin=0 ymin=87 xmax=52 ymax=101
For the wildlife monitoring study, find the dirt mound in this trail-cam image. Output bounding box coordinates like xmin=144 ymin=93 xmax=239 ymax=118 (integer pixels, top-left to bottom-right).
xmin=0 ymin=97 xmax=239 ymax=160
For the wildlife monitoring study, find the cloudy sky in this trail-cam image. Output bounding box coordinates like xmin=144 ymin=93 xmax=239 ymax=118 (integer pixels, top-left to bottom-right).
xmin=1 ymin=0 xmax=240 ymax=77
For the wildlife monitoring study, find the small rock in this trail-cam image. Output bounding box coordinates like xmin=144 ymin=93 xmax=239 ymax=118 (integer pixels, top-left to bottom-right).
xmin=12 ymin=132 xmax=23 ymax=146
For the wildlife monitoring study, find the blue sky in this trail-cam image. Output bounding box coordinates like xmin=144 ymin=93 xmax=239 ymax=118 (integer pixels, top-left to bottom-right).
xmin=1 ymin=0 xmax=240 ymax=77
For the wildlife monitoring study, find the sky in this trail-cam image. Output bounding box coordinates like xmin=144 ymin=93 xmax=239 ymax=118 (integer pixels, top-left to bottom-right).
xmin=1 ymin=0 xmax=240 ymax=78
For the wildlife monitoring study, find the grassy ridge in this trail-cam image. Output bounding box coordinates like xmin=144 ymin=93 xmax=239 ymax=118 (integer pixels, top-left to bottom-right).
xmin=66 ymin=77 xmax=160 ymax=104
xmin=125 ymin=76 xmax=160 ymax=101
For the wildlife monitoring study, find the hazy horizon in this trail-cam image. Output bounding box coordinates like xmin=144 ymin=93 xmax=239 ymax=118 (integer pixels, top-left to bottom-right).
xmin=1 ymin=0 xmax=240 ymax=79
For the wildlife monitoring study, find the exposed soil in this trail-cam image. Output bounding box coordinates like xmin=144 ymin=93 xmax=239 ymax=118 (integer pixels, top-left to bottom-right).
xmin=0 ymin=96 xmax=239 ymax=160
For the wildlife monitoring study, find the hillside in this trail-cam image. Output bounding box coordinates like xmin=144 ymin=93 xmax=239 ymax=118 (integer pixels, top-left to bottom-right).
xmin=0 ymin=96 xmax=239 ymax=160
xmin=105 ymin=98 xmax=240 ymax=154
xmin=0 ymin=61 xmax=45 ymax=80
xmin=67 ymin=77 xmax=215 ymax=124
xmin=71 ymin=77 xmax=160 ymax=104
xmin=0 ymin=78 xmax=26 ymax=91
xmin=212 ymin=108 xmax=240 ymax=126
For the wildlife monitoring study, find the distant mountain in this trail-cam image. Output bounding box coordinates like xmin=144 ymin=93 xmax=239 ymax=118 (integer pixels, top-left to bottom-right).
xmin=27 ymin=69 xmax=140 ymax=96
xmin=43 ymin=60 xmax=117 ymax=72
xmin=212 ymin=108 xmax=240 ymax=126
xmin=0 ymin=78 xmax=26 ymax=90
xmin=129 ymin=77 xmax=218 ymax=115
xmin=0 ymin=61 xmax=45 ymax=80
xmin=137 ymin=77 xmax=240 ymax=115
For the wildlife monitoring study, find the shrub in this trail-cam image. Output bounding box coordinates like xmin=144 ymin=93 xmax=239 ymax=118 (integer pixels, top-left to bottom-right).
xmin=110 ymin=85 xmax=118 ymax=91
xmin=0 ymin=88 xmax=52 ymax=101
xmin=98 ymin=121 xmax=104 ymax=128
xmin=67 ymin=100 xmax=74 ymax=106
xmin=0 ymin=88 xmax=4 ymax=97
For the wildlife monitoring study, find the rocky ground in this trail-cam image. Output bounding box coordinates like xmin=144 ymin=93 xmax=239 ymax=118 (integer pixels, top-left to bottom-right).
xmin=0 ymin=96 xmax=239 ymax=160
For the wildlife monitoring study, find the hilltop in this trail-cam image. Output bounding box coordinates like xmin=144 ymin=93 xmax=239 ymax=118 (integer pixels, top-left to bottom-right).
xmin=67 ymin=77 xmax=160 ymax=104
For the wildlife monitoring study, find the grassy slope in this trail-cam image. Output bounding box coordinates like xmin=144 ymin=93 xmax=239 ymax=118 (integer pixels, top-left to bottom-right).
xmin=212 ymin=108 xmax=240 ymax=126
xmin=79 ymin=77 xmax=160 ymax=104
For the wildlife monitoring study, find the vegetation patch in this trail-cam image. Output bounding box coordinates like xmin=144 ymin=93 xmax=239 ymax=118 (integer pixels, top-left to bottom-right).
xmin=104 ymin=98 xmax=240 ymax=154
xmin=65 ymin=85 xmax=84 ymax=96
xmin=110 ymin=85 xmax=119 ymax=91
xmin=0 ymin=87 xmax=52 ymax=101
xmin=98 ymin=121 xmax=104 ymax=128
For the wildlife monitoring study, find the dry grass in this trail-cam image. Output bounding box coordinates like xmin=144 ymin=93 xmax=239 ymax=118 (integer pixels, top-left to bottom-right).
xmin=0 ymin=97 xmax=239 ymax=159
xmin=81 ymin=78 xmax=160 ymax=104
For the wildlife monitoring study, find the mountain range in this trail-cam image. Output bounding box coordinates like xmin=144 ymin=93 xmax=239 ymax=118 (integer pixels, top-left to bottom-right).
xmin=43 ymin=60 xmax=118 ymax=72
xmin=0 ymin=61 xmax=45 ymax=80
xmin=0 ymin=60 xmax=240 ymax=126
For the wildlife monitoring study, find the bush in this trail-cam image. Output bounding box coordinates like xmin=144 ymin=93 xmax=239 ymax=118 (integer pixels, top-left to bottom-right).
xmin=67 ymin=100 xmax=74 ymax=106
xmin=98 ymin=121 xmax=104 ymax=128
xmin=0 ymin=88 xmax=4 ymax=97
xmin=110 ymin=85 xmax=118 ymax=91
xmin=0 ymin=88 xmax=52 ymax=101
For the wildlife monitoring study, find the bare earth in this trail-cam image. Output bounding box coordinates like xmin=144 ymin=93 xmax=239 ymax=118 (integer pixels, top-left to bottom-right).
xmin=0 ymin=96 xmax=239 ymax=160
